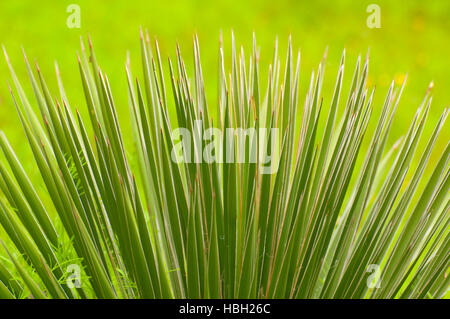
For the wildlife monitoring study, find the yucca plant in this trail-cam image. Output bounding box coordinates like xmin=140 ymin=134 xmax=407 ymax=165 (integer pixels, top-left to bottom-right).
xmin=0 ymin=30 xmax=448 ymax=299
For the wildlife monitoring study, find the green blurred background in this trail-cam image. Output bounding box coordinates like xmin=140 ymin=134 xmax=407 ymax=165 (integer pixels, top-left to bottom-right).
xmin=0 ymin=0 xmax=449 ymax=193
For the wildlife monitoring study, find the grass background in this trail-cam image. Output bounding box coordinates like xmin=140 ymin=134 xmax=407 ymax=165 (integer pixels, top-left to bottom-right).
xmin=0 ymin=0 xmax=449 ymax=206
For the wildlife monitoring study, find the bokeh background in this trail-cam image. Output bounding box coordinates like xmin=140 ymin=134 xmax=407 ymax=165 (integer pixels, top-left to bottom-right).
xmin=0 ymin=0 xmax=449 ymax=199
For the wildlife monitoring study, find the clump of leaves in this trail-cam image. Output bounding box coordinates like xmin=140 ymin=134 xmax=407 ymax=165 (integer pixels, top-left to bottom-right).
xmin=0 ymin=30 xmax=448 ymax=299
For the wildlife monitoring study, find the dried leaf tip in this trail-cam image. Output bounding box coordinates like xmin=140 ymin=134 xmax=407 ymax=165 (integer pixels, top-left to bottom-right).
xmin=80 ymin=36 xmax=85 ymax=52
xmin=35 ymin=60 xmax=41 ymax=73
xmin=365 ymin=47 xmax=370 ymax=62
xmin=427 ymin=80 xmax=434 ymax=93
xmin=322 ymin=46 xmax=329 ymax=61
xmin=87 ymin=33 xmax=93 ymax=49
